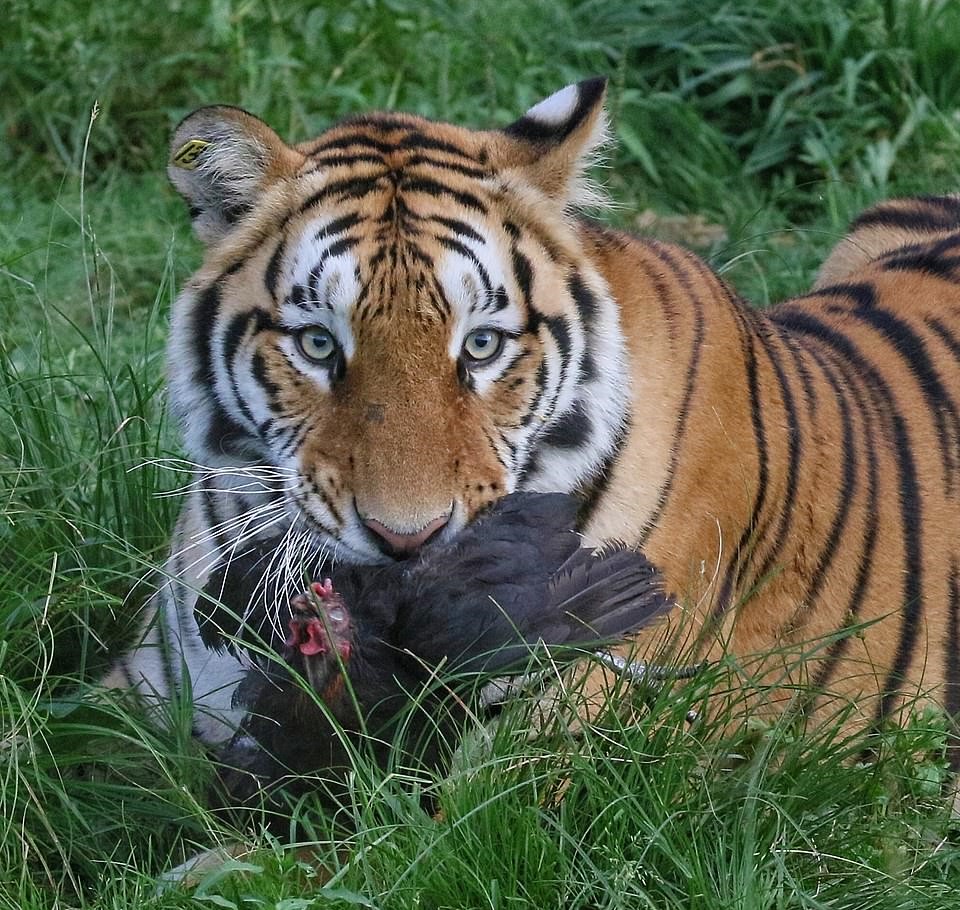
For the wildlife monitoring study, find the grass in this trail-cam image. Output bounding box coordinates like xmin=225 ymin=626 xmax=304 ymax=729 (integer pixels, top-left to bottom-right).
xmin=4 ymin=0 xmax=960 ymax=906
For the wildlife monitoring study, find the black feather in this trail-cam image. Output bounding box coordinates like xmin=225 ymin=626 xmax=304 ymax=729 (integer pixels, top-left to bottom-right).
xmin=208 ymin=492 xmax=674 ymax=826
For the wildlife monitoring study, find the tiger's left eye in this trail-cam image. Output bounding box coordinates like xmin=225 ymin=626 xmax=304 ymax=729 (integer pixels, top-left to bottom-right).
xmin=462 ymin=328 xmax=504 ymax=364
xmin=296 ymin=325 xmax=338 ymax=363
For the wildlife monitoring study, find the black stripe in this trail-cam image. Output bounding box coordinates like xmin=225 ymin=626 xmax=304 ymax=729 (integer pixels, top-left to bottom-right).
xmin=398 ymin=176 xmax=487 ymax=213
xmin=264 ymin=238 xmax=286 ymax=301
xmin=635 ymin=252 xmax=680 ymax=347
xmin=432 ymin=216 xmax=486 ymax=244
xmin=305 ymin=152 xmax=387 ymax=171
xmin=398 ymin=130 xmax=481 ymax=159
xmin=517 ymin=450 xmax=541 ymax=482
xmin=401 ymin=153 xmax=489 ymax=179
xmin=496 ymin=344 xmax=533 ymax=379
xmin=518 ymin=358 xmax=549 ymax=433
xmin=222 ymin=315 xmax=258 ymax=429
xmin=437 ymin=235 xmax=492 ymax=291
xmin=203 ymin=407 xmax=258 ymax=460
xmin=425 ymin=271 xmax=453 ymax=321
xmin=837 ymin=288 xmax=960 ymax=492
xmin=482 ymin=287 xmax=510 ymax=314
xmin=579 ymin=351 xmax=596 ymax=383
xmin=805 ymin=346 xmax=879 ymax=703
xmin=250 ymin=352 xmax=280 ymax=403
xmin=497 ymin=430 xmax=518 ymax=468
xmin=781 ymin=333 xmax=819 ymax=421
xmin=577 ymin=414 xmax=631 ymax=528
xmin=222 ymin=309 xmax=275 ymax=365
xmin=192 ymin=285 xmax=221 ymax=389
xmin=925 ymin=315 xmax=960 ymax=362
xmin=306 ymin=151 xmax=490 ymax=180
xmin=287 ymin=413 xmax=321 ymax=460
xmin=299 ymin=175 xmax=385 ymax=214
xmin=922 ymin=232 xmax=960 ymax=256
xmin=309 ymin=131 xmax=400 ymax=155
xmin=528 ymin=314 xmax=574 ymax=440
xmin=305 ymin=263 xmax=327 ymax=309
xmin=636 ymin=245 xmax=706 ymax=547
xmin=812 ymin=281 xmax=877 ymax=309
xmin=789 ymin=344 xmax=859 ymax=616
xmin=190 ymin=283 xmax=264 ymax=459
xmin=307 ymin=474 xmax=343 ymax=528
xmin=540 ymin=398 xmax=593 ymax=450
xmin=543 ymin=314 xmax=572 ymax=361
xmin=313 ymin=121 xmax=478 ymax=160
xmin=877 ymin=234 xmax=960 ymax=278
xmin=880 ymin=250 xmax=960 ymax=281
xmin=770 ymin=308 xmax=924 ymax=719
xmin=225 ymin=310 xmax=278 ymax=431
xmin=850 ymin=196 xmax=960 ymax=233
xmin=520 ymin=318 xmax=571 ymax=452
xmin=315 ymin=212 xmax=364 ymax=239
xmin=568 ymin=272 xmax=598 ymax=323
xmin=753 ymin=325 xmax=804 ymax=585
xmin=511 ymin=247 xmax=533 ymax=304
xmin=946 ymin=561 xmax=960 ymax=775
xmin=323 ymin=235 xmax=361 ymax=260
xmin=714 ymin=305 xmax=769 ymax=616
xmin=272 ymin=422 xmax=302 ymax=460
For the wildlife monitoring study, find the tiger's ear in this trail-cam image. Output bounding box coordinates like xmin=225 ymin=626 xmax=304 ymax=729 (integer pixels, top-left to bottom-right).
xmin=168 ymin=106 xmax=305 ymax=245
xmin=498 ymin=78 xmax=610 ymax=209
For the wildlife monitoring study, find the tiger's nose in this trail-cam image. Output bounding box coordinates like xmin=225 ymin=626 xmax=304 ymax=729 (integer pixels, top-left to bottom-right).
xmin=363 ymin=512 xmax=450 ymax=559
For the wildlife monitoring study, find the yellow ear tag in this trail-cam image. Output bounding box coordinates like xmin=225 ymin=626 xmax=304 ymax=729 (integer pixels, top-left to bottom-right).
xmin=172 ymin=138 xmax=211 ymax=170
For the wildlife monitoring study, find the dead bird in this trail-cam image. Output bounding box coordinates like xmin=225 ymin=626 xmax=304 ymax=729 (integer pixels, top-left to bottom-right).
xmin=208 ymin=492 xmax=673 ymax=821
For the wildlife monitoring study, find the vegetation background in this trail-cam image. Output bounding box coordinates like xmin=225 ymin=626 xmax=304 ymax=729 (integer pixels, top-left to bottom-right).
xmin=3 ymin=0 xmax=960 ymax=906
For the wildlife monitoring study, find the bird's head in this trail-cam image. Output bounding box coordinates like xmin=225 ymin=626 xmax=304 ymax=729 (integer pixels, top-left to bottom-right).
xmin=286 ymin=578 xmax=354 ymax=701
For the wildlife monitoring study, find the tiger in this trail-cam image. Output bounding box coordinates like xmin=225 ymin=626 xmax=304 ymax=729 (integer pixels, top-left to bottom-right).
xmin=107 ymin=77 xmax=960 ymax=750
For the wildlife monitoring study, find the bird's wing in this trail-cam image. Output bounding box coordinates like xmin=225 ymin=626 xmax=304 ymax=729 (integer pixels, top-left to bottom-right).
xmin=545 ymin=544 xmax=673 ymax=640
xmin=395 ymin=544 xmax=672 ymax=677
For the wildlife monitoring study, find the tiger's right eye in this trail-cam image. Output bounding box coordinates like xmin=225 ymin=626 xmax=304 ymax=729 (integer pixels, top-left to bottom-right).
xmin=296 ymin=326 xmax=338 ymax=364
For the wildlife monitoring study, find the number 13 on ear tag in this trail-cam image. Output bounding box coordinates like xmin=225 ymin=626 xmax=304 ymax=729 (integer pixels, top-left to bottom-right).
xmin=172 ymin=139 xmax=211 ymax=170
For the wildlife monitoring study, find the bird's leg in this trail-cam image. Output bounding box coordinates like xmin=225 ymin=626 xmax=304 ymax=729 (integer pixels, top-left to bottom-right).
xmin=594 ymin=651 xmax=704 ymax=724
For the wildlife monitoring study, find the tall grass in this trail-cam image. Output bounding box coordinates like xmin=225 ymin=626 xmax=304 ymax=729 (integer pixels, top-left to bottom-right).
xmin=4 ymin=0 xmax=960 ymax=317
xmin=165 ymin=664 xmax=959 ymax=910
xmin=0 ymin=159 xmax=208 ymax=903
xmin=4 ymin=0 xmax=960 ymax=906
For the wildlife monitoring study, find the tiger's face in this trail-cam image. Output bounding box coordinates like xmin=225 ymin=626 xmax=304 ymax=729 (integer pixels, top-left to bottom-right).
xmin=167 ymin=80 xmax=629 ymax=563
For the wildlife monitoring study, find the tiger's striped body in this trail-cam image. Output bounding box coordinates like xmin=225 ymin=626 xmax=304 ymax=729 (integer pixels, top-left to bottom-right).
xmin=582 ymin=205 xmax=960 ymax=729
xmin=112 ymin=80 xmax=960 ymax=743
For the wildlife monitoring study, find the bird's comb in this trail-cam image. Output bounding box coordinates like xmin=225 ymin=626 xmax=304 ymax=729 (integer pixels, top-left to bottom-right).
xmin=309 ymin=578 xmax=336 ymax=600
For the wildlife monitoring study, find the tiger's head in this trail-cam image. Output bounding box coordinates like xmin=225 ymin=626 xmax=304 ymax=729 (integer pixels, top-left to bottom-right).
xmin=167 ymin=79 xmax=629 ymax=563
